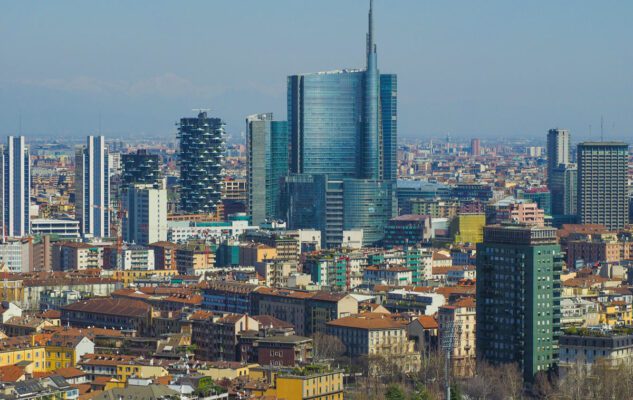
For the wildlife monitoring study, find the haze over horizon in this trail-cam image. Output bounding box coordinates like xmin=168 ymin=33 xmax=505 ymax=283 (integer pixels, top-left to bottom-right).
xmin=1 ymin=0 xmax=632 ymax=142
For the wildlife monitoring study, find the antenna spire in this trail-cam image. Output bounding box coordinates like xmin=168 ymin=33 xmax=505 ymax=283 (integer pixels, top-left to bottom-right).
xmin=366 ymin=0 xmax=376 ymax=59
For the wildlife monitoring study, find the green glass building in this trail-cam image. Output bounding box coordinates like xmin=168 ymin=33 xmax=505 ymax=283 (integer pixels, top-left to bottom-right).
xmin=476 ymin=224 xmax=562 ymax=381
xmin=246 ymin=113 xmax=288 ymax=226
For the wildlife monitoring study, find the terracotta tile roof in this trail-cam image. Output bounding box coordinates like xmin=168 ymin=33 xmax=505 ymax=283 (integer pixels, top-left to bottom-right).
xmin=40 ymin=310 xmax=62 ymax=319
xmin=253 ymin=287 xmax=314 ymax=299
xmin=327 ymin=313 xmax=407 ymax=330
xmin=435 ymin=286 xmax=476 ymax=299
xmin=72 ymin=383 xmax=91 ymax=395
xmin=217 ymin=314 xmax=245 ymax=324
xmin=0 ymin=335 xmax=45 ymax=351
xmin=452 ymin=297 xmax=476 ymax=308
xmin=414 ymin=315 xmax=439 ymax=330
xmin=432 ymin=252 xmax=452 ymax=261
xmin=62 ymin=297 xmax=151 ymax=317
xmin=3 ymin=316 xmax=51 ymax=328
xmin=563 ymin=275 xmax=608 ymax=288
xmin=310 ymin=292 xmax=349 ymax=302
xmin=189 ymin=310 xmax=214 ymax=321
xmin=0 ymin=365 xmax=25 ymax=382
xmin=251 ymin=315 xmax=294 ymax=330
xmin=139 ymin=287 xmax=195 ymax=296
xmin=162 ymin=294 xmax=203 ymax=305
xmin=55 ymin=367 xmax=86 ymax=379
xmin=42 ymin=326 xmax=123 ymax=338
xmin=79 ymin=354 xmax=137 ymax=367
xmin=432 ymin=266 xmax=461 ymax=275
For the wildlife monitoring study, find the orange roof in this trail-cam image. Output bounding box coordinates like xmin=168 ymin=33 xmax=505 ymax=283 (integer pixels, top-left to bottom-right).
xmin=415 ymin=315 xmax=439 ymax=330
xmin=79 ymin=354 xmax=137 ymax=366
xmin=327 ymin=313 xmax=406 ymax=330
xmin=452 ymin=297 xmax=476 ymax=308
xmin=189 ymin=310 xmax=214 ymax=321
xmin=162 ymin=294 xmax=203 ymax=305
xmin=55 ymin=367 xmax=86 ymax=379
xmin=40 ymin=309 xmax=62 ymax=319
xmin=0 ymin=365 xmax=25 ymax=382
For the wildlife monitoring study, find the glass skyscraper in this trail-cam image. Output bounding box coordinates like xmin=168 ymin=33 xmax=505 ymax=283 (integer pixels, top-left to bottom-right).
xmin=246 ymin=113 xmax=288 ymax=226
xmin=284 ymin=1 xmax=397 ymax=247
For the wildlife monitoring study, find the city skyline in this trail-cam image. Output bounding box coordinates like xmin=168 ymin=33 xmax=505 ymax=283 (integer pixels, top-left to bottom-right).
xmin=1 ymin=0 xmax=632 ymax=141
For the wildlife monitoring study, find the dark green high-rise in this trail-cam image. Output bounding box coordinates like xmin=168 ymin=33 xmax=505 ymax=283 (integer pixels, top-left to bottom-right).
xmin=476 ymin=224 xmax=562 ymax=381
xmin=246 ymin=113 xmax=288 ymax=226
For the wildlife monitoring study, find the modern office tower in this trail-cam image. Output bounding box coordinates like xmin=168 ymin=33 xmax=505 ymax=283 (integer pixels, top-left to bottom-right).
xmin=246 ymin=113 xmax=288 ymax=226
xmin=577 ymin=142 xmax=628 ymax=230
xmin=550 ymin=164 xmax=577 ymax=221
xmin=381 ymin=74 xmax=398 ymax=181
xmin=177 ymin=111 xmax=225 ymax=215
xmin=1 ymin=136 xmax=30 ymax=237
xmin=518 ymin=187 xmax=552 ymax=216
xmin=546 ymin=128 xmax=570 ymax=185
xmin=75 ymin=136 xmax=110 ymax=238
xmin=285 ymin=1 xmax=396 ymax=246
xmin=470 ymin=138 xmax=481 ymax=157
xmin=476 ymin=224 xmax=562 ymax=381
xmin=122 ymin=149 xmax=161 ymax=187
xmin=122 ymin=183 xmax=167 ymax=246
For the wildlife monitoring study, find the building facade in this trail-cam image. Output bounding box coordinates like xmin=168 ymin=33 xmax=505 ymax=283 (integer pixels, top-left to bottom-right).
xmin=476 ymin=224 xmax=563 ymax=381
xmin=177 ymin=111 xmax=225 ymax=215
xmin=284 ymin=2 xmax=397 ymax=247
xmin=246 ymin=113 xmax=288 ymax=226
xmin=122 ymin=183 xmax=167 ymax=246
xmin=547 ymin=128 xmax=570 ymax=186
xmin=577 ymin=142 xmax=629 ymax=230
xmin=75 ymin=136 xmax=110 ymax=238
xmin=121 ymin=149 xmax=161 ymax=187
xmin=2 ymin=136 xmax=30 ymax=238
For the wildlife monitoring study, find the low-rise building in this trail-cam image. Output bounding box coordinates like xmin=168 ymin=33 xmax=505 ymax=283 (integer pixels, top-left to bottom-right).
xmin=383 ymin=215 xmax=433 ymax=247
xmin=560 ymin=330 xmax=633 ymax=367
xmin=52 ymin=242 xmax=104 ymax=271
xmin=61 ymin=298 xmax=152 ymax=335
xmin=326 ymin=313 xmax=420 ymax=373
xmin=255 ymin=335 xmax=313 ymax=367
xmin=437 ymin=297 xmax=476 ymax=377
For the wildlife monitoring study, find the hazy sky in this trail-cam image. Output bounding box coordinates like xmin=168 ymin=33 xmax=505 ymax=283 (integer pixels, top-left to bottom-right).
xmin=1 ymin=0 xmax=632 ymax=142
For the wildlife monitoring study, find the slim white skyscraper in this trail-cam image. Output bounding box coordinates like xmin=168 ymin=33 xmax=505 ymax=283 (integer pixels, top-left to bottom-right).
xmin=122 ymin=183 xmax=167 ymax=246
xmin=2 ymin=136 xmax=30 ymax=238
xmin=75 ymin=136 xmax=110 ymax=238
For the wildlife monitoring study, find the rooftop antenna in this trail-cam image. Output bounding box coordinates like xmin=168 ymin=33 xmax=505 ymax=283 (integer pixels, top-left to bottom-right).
xmin=98 ymin=112 xmax=102 ymax=135
xmin=600 ymin=115 xmax=604 ymax=141
xmin=192 ymin=108 xmax=211 ymax=117
xmin=18 ymin=112 xmax=22 ymax=135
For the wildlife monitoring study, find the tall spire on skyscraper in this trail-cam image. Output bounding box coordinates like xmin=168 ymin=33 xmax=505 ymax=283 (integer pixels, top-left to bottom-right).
xmin=362 ymin=0 xmax=380 ymax=179
xmin=367 ymin=0 xmax=376 ymax=64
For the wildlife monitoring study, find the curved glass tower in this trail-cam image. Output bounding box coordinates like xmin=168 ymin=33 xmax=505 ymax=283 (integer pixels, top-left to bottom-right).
xmin=285 ymin=1 xmax=397 ymax=247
